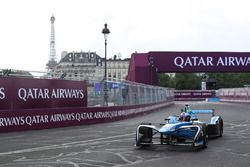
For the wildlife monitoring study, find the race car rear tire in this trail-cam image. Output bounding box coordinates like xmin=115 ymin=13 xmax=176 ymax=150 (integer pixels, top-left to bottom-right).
xmin=135 ymin=131 xmax=142 ymax=147
xmin=193 ymin=124 xmax=207 ymax=149
xmin=219 ymin=119 xmax=223 ymax=137
xmin=202 ymin=129 xmax=208 ymax=148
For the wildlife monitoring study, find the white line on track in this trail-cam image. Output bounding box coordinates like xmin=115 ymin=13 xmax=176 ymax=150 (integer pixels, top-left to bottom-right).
xmin=0 ymin=133 xmax=135 ymax=156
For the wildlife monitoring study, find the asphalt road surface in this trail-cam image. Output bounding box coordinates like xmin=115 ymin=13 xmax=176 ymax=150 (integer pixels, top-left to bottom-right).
xmin=0 ymin=101 xmax=250 ymax=167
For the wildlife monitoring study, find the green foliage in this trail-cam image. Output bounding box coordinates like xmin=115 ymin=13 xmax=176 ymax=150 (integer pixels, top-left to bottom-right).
xmin=157 ymin=73 xmax=201 ymax=90
xmin=157 ymin=72 xmax=250 ymax=90
xmin=206 ymin=73 xmax=250 ymax=89
xmin=0 ymin=69 xmax=33 ymax=77
xmin=157 ymin=73 xmax=175 ymax=88
xmin=175 ymin=73 xmax=201 ymax=90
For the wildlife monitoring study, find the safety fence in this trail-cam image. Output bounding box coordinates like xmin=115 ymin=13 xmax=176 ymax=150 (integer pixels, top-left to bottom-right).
xmin=219 ymin=88 xmax=250 ymax=103
xmin=88 ymin=80 xmax=174 ymax=106
xmin=0 ymin=69 xmax=174 ymax=107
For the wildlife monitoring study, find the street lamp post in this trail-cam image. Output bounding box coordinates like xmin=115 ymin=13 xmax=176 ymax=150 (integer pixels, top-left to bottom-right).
xmin=148 ymin=55 xmax=154 ymax=85
xmin=102 ymin=23 xmax=110 ymax=106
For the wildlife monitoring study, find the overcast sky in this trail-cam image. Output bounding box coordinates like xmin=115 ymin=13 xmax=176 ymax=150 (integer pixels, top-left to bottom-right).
xmin=1 ymin=0 xmax=250 ymax=71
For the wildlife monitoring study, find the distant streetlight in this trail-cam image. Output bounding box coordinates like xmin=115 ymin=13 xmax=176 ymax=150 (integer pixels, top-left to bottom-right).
xmin=148 ymin=55 xmax=154 ymax=85
xmin=102 ymin=23 xmax=110 ymax=106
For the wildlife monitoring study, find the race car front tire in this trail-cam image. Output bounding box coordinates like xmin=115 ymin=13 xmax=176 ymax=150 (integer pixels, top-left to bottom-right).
xmin=136 ymin=123 xmax=153 ymax=147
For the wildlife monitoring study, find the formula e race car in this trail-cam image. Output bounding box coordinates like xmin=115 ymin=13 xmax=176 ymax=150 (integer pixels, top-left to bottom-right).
xmin=135 ymin=105 xmax=223 ymax=149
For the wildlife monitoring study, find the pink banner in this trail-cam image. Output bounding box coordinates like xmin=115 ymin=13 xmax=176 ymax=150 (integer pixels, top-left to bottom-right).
xmin=0 ymin=101 xmax=173 ymax=133
xmin=149 ymin=52 xmax=250 ymax=72
xmin=0 ymin=78 xmax=11 ymax=110
xmin=0 ymin=77 xmax=87 ymax=110
xmin=174 ymin=90 xmax=215 ymax=100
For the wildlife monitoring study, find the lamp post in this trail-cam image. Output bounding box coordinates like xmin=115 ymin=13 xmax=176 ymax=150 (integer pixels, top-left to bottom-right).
xmin=102 ymin=23 xmax=110 ymax=106
xmin=148 ymin=55 xmax=154 ymax=85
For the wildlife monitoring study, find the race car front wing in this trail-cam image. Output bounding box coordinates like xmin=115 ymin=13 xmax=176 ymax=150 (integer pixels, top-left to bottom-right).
xmin=135 ymin=123 xmax=206 ymax=148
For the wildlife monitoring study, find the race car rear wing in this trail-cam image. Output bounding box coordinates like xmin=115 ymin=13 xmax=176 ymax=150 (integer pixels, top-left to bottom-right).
xmin=188 ymin=109 xmax=215 ymax=116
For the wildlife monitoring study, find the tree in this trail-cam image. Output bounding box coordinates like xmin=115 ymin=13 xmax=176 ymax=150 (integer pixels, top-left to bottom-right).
xmin=157 ymin=73 xmax=175 ymax=88
xmin=206 ymin=73 xmax=250 ymax=89
xmin=158 ymin=72 xmax=250 ymax=90
xmin=175 ymin=73 xmax=201 ymax=90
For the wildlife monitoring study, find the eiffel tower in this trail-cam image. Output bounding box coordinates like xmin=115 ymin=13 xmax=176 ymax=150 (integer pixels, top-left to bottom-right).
xmin=46 ymin=15 xmax=57 ymax=71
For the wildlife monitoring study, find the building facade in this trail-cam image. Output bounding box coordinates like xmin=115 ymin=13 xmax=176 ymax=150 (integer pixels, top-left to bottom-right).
xmin=53 ymin=51 xmax=130 ymax=84
xmin=106 ymin=58 xmax=130 ymax=82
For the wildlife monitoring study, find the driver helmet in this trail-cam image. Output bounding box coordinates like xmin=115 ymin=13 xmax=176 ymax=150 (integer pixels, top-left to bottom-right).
xmin=179 ymin=112 xmax=191 ymax=122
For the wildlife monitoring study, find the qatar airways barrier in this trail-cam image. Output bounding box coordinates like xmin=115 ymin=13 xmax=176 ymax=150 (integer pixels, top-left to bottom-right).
xmin=0 ymin=77 xmax=87 ymax=110
xmin=150 ymin=51 xmax=250 ymax=72
xmin=0 ymin=77 xmax=174 ymax=133
xmin=127 ymin=52 xmax=250 ymax=85
xmin=0 ymin=101 xmax=173 ymax=133
xmin=174 ymin=90 xmax=215 ymax=101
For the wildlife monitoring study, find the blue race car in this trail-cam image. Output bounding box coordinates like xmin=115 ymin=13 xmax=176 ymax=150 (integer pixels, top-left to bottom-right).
xmin=135 ymin=105 xmax=223 ymax=149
